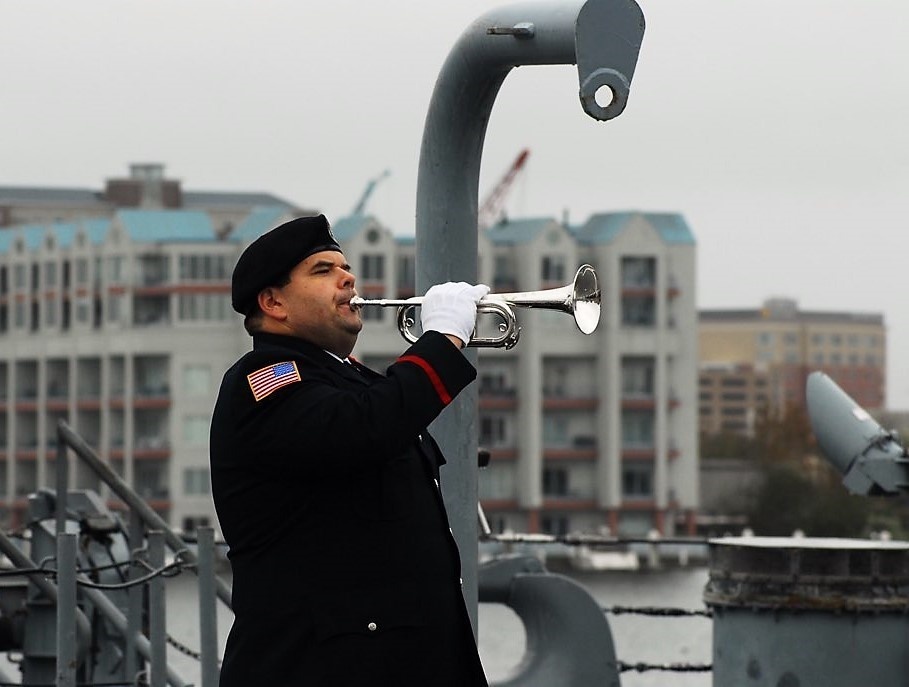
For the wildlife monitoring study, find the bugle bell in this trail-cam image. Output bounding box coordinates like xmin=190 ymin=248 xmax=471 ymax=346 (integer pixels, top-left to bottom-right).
xmin=349 ymin=264 xmax=600 ymax=350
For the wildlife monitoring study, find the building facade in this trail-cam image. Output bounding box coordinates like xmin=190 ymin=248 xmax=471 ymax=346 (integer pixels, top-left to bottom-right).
xmin=699 ymin=297 xmax=886 ymax=437
xmin=0 ymin=204 xmax=699 ymax=538
xmin=0 ymin=163 xmax=311 ymax=234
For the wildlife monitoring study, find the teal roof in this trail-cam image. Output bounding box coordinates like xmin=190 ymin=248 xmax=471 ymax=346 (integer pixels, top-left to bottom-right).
xmin=51 ymin=222 xmax=80 ymax=248
xmin=0 ymin=219 xmax=112 ymax=255
xmin=231 ymin=206 xmax=288 ymax=242
xmin=574 ymin=212 xmax=695 ymax=246
xmin=395 ymin=235 xmax=415 ymax=247
xmin=331 ymin=215 xmax=373 ymax=242
xmin=19 ymin=224 xmax=48 ymax=251
xmin=485 ymin=217 xmax=554 ymax=245
xmin=82 ymin=218 xmax=111 ymax=245
xmin=116 ymin=210 xmax=215 ymax=242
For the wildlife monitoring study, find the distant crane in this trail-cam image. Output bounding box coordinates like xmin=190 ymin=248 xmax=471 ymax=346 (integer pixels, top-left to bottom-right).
xmin=477 ymin=148 xmax=530 ymax=229
xmin=351 ymin=169 xmax=391 ymax=215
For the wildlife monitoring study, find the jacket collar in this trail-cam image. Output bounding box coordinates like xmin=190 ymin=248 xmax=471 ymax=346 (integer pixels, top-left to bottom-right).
xmin=252 ymin=333 xmax=368 ymax=384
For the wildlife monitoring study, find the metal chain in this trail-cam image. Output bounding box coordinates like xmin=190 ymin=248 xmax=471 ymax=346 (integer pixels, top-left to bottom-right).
xmin=617 ymin=660 xmax=712 ymax=673
xmin=605 ymin=604 xmax=712 ymax=618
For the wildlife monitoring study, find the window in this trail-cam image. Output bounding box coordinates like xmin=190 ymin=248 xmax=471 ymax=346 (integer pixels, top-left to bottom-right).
xmin=396 ymin=255 xmax=415 ymax=291
xmin=183 ymin=365 xmax=212 ymax=396
xmin=45 ymin=262 xmax=57 ymax=288
xmin=622 ymin=462 xmax=653 ymax=498
xmin=478 ymin=464 xmax=515 ymax=500
xmin=621 ymin=256 xmax=656 ymax=288
xmin=543 ymin=416 xmax=569 ymax=445
xmin=44 ymin=299 xmax=57 ymax=327
xmin=14 ymin=265 xmax=25 ymax=290
xmin=622 ymin=411 xmax=654 ymax=446
xmin=137 ymin=254 xmax=170 ymax=286
xmin=480 ymin=415 xmax=507 ymax=446
xmin=179 ymin=255 xmax=230 ymax=281
xmin=183 ymin=415 xmax=210 ymax=445
xmin=107 ymin=256 xmax=126 ymax=284
xmin=479 ymin=372 xmax=510 ymax=395
xmin=360 ymin=254 xmax=385 ymax=281
xmin=178 ymin=294 xmax=231 ymax=321
xmin=542 ymin=467 xmax=569 ymax=497
xmin=541 ymin=255 xmax=566 ymax=283
xmin=183 ymin=468 xmax=211 ymax=496
xmin=75 ymin=259 xmax=89 ymax=285
xmin=493 ymin=255 xmax=516 ymax=289
xmin=541 ymin=515 xmax=570 ymax=537
xmin=622 ymin=357 xmax=655 ymax=396
xmin=621 ymin=296 xmax=655 ymax=327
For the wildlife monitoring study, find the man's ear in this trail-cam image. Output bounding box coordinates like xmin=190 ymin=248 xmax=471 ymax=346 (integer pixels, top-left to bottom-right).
xmin=257 ymin=287 xmax=287 ymax=321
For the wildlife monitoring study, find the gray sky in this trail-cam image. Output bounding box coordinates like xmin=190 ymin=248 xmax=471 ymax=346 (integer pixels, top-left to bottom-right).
xmin=3 ymin=1 xmax=909 ymax=405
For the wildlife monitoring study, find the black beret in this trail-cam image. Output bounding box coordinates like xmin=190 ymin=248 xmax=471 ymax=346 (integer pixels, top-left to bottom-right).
xmin=231 ymin=214 xmax=342 ymax=313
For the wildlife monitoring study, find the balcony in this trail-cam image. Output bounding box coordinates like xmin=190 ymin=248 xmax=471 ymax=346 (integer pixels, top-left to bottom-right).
xmin=622 ymin=445 xmax=656 ymax=461
xmin=134 ymin=436 xmax=170 ymax=460
xmin=542 ymin=497 xmax=597 ymax=511
xmin=134 ymin=385 xmax=171 ymax=409
xmin=621 ymin=395 xmax=655 ymax=411
xmin=543 ymin=437 xmax=597 ymax=461
xmin=542 ymin=389 xmax=598 ymax=411
xmin=479 ymin=388 xmax=517 ymax=410
xmin=484 ymin=446 xmax=518 ymax=461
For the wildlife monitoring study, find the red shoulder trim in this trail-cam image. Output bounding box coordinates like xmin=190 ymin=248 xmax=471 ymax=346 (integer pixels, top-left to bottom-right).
xmin=397 ymin=355 xmax=452 ymax=405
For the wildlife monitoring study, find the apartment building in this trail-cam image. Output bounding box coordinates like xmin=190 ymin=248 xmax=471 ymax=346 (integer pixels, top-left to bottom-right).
xmin=0 ymin=163 xmax=311 ymax=233
xmin=344 ymin=211 xmax=699 ymax=537
xmin=699 ymin=297 xmax=886 ymax=437
xmin=0 ymin=205 xmax=699 ymax=538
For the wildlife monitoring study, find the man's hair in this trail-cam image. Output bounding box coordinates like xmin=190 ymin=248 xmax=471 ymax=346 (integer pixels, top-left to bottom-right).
xmin=242 ymin=271 xmax=293 ymax=335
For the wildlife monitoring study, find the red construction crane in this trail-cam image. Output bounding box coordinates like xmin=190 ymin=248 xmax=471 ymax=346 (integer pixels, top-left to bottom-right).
xmin=477 ymin=148 xmax=530 ymax=229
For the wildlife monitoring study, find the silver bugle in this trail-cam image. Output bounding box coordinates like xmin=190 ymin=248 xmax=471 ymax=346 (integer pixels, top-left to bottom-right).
xmin=349 ymin=264 xmax=600 ymax=350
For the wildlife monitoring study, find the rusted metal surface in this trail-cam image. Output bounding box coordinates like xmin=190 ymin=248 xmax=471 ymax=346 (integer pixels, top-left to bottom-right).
xmin=707 ymin=537 xmax=909 ymax=687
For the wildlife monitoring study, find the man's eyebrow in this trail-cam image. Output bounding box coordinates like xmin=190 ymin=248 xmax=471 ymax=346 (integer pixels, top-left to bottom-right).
xmin=311 ymin=259 xmax=350 ymax=271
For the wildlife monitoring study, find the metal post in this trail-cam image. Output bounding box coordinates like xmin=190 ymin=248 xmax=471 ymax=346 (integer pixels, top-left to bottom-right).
xmin=197 ymin=527 xmax=220 ymax=687
xmin=55 ymin=533 xmax=77 ymax=687
xmin=148 ymin=531 xmax=166 ymax=687
xmin=55 ymin=424 xmax=68 ymax=537
xmin=415 ymin=0 xmax=643 ymax=631
xmin=126 ymin=509 xmax=144 ymax=681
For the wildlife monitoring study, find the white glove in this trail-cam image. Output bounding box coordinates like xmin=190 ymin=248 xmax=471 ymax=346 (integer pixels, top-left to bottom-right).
xmin=420 ymin=282 xmax=490 ymax=344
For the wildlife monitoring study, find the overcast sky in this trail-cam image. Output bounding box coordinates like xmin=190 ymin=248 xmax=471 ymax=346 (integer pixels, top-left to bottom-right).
xmin=3 ymin=1 xmax=909 ymax=405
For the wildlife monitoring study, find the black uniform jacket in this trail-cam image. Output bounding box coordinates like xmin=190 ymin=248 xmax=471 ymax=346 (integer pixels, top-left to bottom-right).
xmin=210 ymin=331 xmax=488 ymax=686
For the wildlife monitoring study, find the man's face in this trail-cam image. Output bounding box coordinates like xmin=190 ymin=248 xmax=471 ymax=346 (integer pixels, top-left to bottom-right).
xmin=262 ymin=250 xmax=363 ymax=357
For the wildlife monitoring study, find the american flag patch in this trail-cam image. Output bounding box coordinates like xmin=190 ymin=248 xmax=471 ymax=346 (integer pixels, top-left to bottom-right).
xmin=247 ymin=361 xmax=301 ymax=402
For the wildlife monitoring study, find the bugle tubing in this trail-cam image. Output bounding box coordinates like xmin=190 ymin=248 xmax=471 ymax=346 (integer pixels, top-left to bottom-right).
xmin=348 ymin=264 xmax=600 ymax=350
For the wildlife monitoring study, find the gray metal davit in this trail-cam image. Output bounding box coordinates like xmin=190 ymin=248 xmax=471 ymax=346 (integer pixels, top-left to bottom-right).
xmin=414 ymin=0 xmax=645 ymax=631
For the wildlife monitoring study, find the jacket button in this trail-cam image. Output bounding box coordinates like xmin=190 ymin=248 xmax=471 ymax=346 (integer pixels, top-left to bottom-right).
xmin=367 ymin=622 xmax=377 ymax=632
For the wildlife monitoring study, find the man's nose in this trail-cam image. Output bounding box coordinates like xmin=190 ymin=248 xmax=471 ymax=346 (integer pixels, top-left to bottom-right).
xmin=340 ymin=269 xmax=355 ymax=288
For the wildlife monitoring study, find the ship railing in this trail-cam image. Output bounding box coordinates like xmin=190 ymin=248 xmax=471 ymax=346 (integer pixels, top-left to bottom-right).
xmin=43 ymin=418 xmax=225 ymax=687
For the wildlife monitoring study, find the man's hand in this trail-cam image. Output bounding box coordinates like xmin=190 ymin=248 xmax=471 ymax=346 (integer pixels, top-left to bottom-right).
xmin=421 ymin=282 xmax=490 ymax=347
